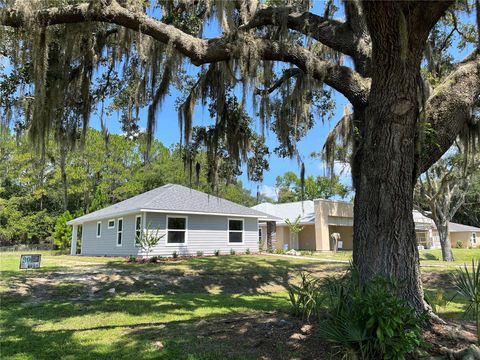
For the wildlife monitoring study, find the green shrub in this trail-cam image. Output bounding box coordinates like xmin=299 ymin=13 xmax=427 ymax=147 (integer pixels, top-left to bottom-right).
xmin=196 ymin=251 xmax=204 ymax=257
xmin=52 ymin=211 xmax=73 ymax=249
xmin=424 ymin=289 xmax=448 ymax=313
xmin=318 ymin=268 xmax=427 ymax=359
xmin=456 ymin=240 xmax=464 ymax=248
xmin=214 ymin=249 xmax=220 ymax=256
xmin=230 ymin=248 xmax=236 ymax=255
xmin=274 ymin=248 xmax=286 ymax=254
xmin=287 ymin=272 xmax=322 ymax=321
xmin=172 ymin=251 xmax=178 ymax=259
xmin=127 ymin=256 xmax=136 ymax=263
xmin=149 ymin=256 xmax=159 ymax=263
xmin=287 ymin=268 xmax=426 ymax=358
xmin=245 ymin=248 xmax=251 ymax=254
xmin=452 ymin=260 xmax=480 ymax=343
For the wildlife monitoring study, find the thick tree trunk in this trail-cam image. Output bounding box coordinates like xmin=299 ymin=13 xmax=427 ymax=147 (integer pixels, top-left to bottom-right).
xmin=352 ymin=3 xmax=434 ymax=314
xmin=437 ymin=222 xmax=454 ymax=261
xmin=266 ymin=221 xmax=275 ymax=252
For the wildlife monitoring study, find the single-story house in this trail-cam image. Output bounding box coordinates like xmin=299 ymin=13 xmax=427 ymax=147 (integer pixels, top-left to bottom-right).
xmin=67 ymin=184 xmax=278 ymax=256
xmin=253 ymin=200 xmax=480 ymax=251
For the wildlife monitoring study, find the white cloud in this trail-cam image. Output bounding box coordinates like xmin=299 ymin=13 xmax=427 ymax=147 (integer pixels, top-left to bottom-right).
xmin=258 ymin=185 xmax=278 ymax=201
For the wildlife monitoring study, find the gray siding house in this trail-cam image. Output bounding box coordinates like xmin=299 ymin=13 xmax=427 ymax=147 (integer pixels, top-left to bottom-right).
xmin=68 ymin=184 xmax=276 ymax=257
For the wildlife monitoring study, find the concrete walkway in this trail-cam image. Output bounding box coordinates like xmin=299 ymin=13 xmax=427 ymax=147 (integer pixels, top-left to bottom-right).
xmin=263 ymin=253 xmax=350 ymax=263
xmin=264 ymin=253 xmax=465 ymax=269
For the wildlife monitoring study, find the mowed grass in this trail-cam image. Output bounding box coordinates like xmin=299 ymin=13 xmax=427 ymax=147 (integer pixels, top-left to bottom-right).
xmin=0 ymin=252 xmax=344 ymax=359
xmin=299 ymin=248 xmax=480 ymax=268
xmin=0 ymin=250 xmax=478 ymax=359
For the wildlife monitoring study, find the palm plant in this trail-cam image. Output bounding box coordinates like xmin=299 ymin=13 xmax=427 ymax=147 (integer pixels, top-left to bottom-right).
xmin=452 ymin=259 xmax=480 ymax=343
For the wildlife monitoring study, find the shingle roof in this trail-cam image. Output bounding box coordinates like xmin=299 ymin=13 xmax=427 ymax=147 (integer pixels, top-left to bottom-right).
xmin=252 ymin=201 xmax=315 ymax=224
xmin=68 ymin=184 xmax=275 ymax=224
xmin=448 ymin=222 xmax=480 ymax=232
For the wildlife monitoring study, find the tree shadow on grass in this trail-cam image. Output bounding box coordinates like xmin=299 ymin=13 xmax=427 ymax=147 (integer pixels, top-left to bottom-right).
xmin=1 ymin=310 xmax=331 ymax=360
xmin=1 ymin=256 xmax=344 ymax=359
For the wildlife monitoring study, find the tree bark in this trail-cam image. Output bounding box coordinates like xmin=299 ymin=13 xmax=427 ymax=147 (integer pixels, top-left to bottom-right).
xmin=437 ymin=223 xmax=454 ymax=261
xmin=352 ymin=2 xmax=447 ymax=313
xmin=266 ymin=221 xmax=275 ymax=252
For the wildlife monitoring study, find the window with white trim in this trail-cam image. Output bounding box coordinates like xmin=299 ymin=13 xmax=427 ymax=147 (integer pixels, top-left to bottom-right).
xmin=473 ymin=232 xmax=477 ymax=244
xmin=228 ymin=219 xmax=244 ymax=243
xmin=135 ymin=215 xmax=142 ymax=246
xmin=96 ymin=221 xmax=102 ymax=238
xmin=117 ymin=218 xmax=123 ymax=246
xmin=167 ymin=216 xmax=187 ymax=244
xmin=108 ymin=219 xmax=115 ymax=229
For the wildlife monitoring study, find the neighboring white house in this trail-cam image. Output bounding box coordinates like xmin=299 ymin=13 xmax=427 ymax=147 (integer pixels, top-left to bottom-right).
xmin=253 ymin=200 xmax=480 ymax=251
xmin=67 ymin=184 xmax=277 ymax=257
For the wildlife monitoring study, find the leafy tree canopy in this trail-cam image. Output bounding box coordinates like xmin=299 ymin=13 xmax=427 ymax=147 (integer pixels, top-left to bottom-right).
xmin=275 ymin=171 xmax=349 ymax=203
xmin=0 ymin=128 xmax=256 ymax=245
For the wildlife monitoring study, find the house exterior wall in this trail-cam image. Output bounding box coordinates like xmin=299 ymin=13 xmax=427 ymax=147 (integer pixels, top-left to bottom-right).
xmin=450 ymin=231 xmax=480 ymax=248
xmin=275 ymin=226 xmax=289 ymax=249
xmin=298 ymin=224 xmax=316 ymax=250
xmin=80 ymin=212 xmax=259 ymax=256
xmin=314 ymin=200 xmax=354 ymax=251
xmin=81 ymin=214 xmax=138 ymax=256
xmin=328 ymin=225 xmax=354 ymax=250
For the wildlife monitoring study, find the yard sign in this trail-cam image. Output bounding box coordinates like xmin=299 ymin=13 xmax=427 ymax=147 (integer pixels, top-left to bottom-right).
xmin=19 ymin=254 xmax=41 ymax=269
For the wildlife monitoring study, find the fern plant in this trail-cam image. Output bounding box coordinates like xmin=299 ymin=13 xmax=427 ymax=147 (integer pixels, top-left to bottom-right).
xmin=287 ymin=272 xmax=322 ymax=321
xmin=452 ymin=259 xmax=480 ymax=343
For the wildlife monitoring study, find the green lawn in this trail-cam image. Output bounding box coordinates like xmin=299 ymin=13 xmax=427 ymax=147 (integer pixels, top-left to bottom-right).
xmin=299 ymin=248 xmax=480 ymax=268
xmin=0 ymin=251 xmax=476 ymax=359
xmin=0 ymin=252 xmax=345 ymax=359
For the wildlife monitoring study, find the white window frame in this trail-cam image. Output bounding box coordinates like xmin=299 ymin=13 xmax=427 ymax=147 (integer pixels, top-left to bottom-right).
xmin=165 ymin=215 xmax=188 ymax=246
xmin=135 ymin=215 xmax=143 ymax=247
xmin=108 ymin=219 xmax=115 ymax=229
xmin=116 ymin=218 xmax=123 ymax=247
xmin=473 ymin=232 xmax=477 ymax=244
xmin=228 ymin=218 xmax=244 ymax=244
xmin=96 ymin=221 xmax=102 ymax=238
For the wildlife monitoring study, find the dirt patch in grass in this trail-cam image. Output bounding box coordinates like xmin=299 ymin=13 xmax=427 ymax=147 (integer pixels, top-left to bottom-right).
xmin=127 ymin=312 xmax=331 ymax=359
xmin=422 ymin=271 xmax=454 ymax=289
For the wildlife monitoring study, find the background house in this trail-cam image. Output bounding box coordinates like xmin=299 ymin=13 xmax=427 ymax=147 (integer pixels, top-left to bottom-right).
xmin=68 ymin=184 xmax=276 ymax=256
xmin=253 ymin=200 xmax=480 ymax=251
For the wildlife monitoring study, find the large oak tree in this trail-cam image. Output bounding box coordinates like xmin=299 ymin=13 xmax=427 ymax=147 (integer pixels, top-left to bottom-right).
xmin=0 ymin=0 xmax=479 ymax=313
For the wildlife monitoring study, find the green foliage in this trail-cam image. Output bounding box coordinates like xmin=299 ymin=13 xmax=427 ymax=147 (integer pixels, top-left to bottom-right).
xmin=172 ymin=251 xmax=178 ymax=259
xmin=453 ymin=171 xmax=480 ymax=227
xmin=287 ymin=272 xmax=322 ymax=321
xmin=245 ymin=248 xmax=250 ymax=255
xmin=287 ymin=268 xmax=426 ymax=359
xmin=424 ymin=289 xmax=448 ymax=313
xmin=285 ymin=215 xmax=304 ymax=234
xmin=52 ymin=211 xmax=73 ymax=250
xmin=457 ymin=240 xmax=464 ymax=249
xmin=275 ymin=171 xmax=349 ymax=203
xmin=230 ymin=248 xmax=236 ymax=255
xmin=452 ymin=260 xmax=480 ymax=343
xmin=214 ymin=249 xmax=220 ymax=256
xmin=136 ymin=224 xmax=165 ymax=258
xmin=318 ymin=269 xmax=427 ymax=359
xmin=0 ymin=129 xmax=257 ymax=245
